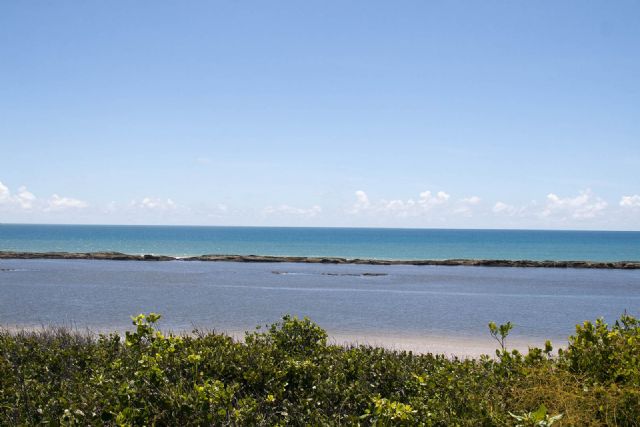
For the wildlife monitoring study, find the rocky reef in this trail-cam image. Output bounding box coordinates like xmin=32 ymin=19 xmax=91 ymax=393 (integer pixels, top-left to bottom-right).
xmin=0 ymin=251 xmax=638 ymax=269
xmin=0 ymin=251 xmax=174 ymax=261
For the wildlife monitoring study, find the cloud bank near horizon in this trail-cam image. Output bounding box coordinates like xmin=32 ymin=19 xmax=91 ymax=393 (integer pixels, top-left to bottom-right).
xmin=0 ymin=182 xmax=87 ymax=213
xmin=1 ymin=180 xmax=638 ymax=230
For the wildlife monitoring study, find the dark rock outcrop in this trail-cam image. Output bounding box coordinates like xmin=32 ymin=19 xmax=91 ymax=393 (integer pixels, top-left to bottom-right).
xmin=0 ymin=251 xmax=173 ymax=261
xmin=0 ymin=251 xmax=638 ymax=269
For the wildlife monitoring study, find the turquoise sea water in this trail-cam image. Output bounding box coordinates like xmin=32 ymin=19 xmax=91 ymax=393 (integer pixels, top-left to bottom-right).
xmin=1 ymin=224 xmax=639 ymax=261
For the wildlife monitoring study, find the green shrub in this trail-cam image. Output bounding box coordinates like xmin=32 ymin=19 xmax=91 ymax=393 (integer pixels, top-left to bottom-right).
xmin=562 ymin=314 xmax=640 ymax=386
xmin=1 ymin=313 xmax=638 ymax=425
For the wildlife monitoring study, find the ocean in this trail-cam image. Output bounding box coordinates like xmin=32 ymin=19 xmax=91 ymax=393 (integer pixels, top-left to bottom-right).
xmin=1 ymin=224 xmax=639 ymax=261
xmin=1 ymin=224 xmax=639 ymax=354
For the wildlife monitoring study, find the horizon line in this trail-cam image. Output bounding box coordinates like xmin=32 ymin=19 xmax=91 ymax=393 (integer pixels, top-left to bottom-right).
xmin=1 ymin=222 xmax=639 ymax=233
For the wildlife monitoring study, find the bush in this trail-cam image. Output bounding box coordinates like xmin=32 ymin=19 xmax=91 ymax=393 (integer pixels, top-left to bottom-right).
xmin=562 ymin=314 xmax=640 ymax=386
xmin=1 ymin=313 xmax=638 ymax=425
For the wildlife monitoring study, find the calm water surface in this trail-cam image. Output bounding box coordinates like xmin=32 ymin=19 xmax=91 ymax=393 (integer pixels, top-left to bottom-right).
xmin=1 ymin=259 xmax=638 ymax=350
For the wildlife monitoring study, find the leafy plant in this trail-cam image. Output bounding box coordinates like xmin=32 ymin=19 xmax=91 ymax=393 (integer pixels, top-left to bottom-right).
xmin=0 ymin=312 xmax=638 ymax=425
xmin=509 ymin=404 xmax=563 ymax=427
xmin=489 ymin=320 xmax=513 ymax=353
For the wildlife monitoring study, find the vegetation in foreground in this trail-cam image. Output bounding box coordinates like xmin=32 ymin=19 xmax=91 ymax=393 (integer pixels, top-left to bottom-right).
xmin=1 ymin=313 xmax=639 ymax=426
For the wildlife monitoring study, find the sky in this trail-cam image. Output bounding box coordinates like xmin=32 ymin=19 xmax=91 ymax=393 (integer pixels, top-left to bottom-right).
xmin=1 ymin=1 xmax=639 ymax=229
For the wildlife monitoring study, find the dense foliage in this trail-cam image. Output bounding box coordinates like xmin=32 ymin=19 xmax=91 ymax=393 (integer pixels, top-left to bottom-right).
xmin=1 ymin=313 xmax=639 ymax=426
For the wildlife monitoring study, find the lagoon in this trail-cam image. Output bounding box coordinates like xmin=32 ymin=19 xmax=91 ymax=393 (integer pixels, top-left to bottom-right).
xmin=1 ymin=258 xmax=639 ymax=355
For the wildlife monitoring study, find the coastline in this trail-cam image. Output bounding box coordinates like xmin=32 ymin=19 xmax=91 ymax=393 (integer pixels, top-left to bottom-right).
xmin=182 ymin=330 xmax=554 ymax=358
xmin=0 ymin=323 xmax=554 ymax=358
xmin=1 ymin=250 xmax=639 ymax=269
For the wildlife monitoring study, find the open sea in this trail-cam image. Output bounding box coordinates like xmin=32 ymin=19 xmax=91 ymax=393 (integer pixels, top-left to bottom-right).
xmin=1 ymin=224 xmax=639 ymax=261
xmin=1 ymin=224 xmax=639 ymax=354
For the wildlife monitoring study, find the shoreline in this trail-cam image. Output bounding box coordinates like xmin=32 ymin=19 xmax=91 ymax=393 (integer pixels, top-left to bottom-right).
xmin=0 ymin=323 xmax=555 ymax=358
xmin=1 ymin=250 xmax=639 ymax=269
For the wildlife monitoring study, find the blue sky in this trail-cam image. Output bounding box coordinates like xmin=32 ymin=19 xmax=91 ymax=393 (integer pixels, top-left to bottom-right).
xmin=1 ymin=1 xmax=639 ymax=229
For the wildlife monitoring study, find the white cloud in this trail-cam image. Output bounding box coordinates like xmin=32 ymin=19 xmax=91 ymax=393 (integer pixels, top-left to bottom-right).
xmin=132 ymin=197 xmax=176 ymax=210
xmin=620 ymin=195 xmax=640 ymax=208
xmin=541 ymin=190 xmax=607 ymax=219
xmin=418 ymin=190 xmax=450 ymax=208
xmin=0 ymin=181 xmax=89 ymax=213
xmin=16 ymin=187 xmax=37 ymax=209
xmin=454 ymin=196 xmax=481 ymax=215
xmin=45 ymin=194 xmax=88 ymax=211
xmin=492 ymin=201 xmax=517 ymax=215
xmin=264 ymin=204 xmax=322 ymax=217
xmin=461 ymin=196 xmax=481 ymax=205
xmin=1 ymin=178 xmax=637 ymax=228
xmin=491 ymin=191 xmax=609 ymax=221
xmin=0 ymin=181 xmax=9 ymax=201
xmin=0 ymin=181 xmax=37 ymax=210
xmin=350 ymin=190 xmax=452 ymax=217
xmin=195 ymin=157 xmax=211 ymax=165
xmin=349 ymin=190 xmax=371 ymax=213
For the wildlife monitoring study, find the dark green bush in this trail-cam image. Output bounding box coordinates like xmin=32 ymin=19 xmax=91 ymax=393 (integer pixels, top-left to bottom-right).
xmin=562 ymin=314 xmax=640 ymax=386
xmin=1 ymin=313 xmax=638 ymax=425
